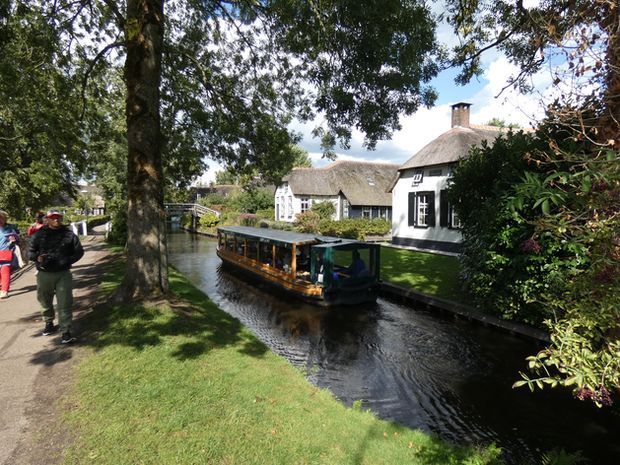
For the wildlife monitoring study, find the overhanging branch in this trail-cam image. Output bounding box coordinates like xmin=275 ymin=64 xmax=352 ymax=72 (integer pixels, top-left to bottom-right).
xmin=80 ymin=40 xmax=125 ymax=120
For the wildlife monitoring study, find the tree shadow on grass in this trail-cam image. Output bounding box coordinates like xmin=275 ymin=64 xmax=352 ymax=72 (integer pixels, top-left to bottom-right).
xmin=29 ymin=248 xmax=269 ymax=367
xmin=76 ymin=273 xmax=269 ymax=362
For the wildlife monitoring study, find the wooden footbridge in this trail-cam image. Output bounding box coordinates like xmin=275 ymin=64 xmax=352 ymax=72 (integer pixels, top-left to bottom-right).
xmin=164 ymin=203 xmax=220 ymax=228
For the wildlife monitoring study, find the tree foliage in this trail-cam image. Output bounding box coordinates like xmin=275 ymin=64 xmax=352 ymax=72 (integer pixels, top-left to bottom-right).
xmin=0 ymin=5 xmax=85 ymax=217
xmin=445 ymin=0 xmax=619 ymax=143
xmin=228 ymin=188 xmax=274 ymax=214
xmin=5 ymin=0 xmax=440 ymax=299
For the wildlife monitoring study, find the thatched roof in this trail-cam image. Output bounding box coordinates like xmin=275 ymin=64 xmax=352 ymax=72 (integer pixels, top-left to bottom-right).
xmin=283 ymin=160 xmax=399 ymax=206
xmin=398 ymin=125 xmax=505 ymax=171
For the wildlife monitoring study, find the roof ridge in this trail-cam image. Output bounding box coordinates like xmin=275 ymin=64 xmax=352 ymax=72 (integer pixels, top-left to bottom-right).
xmin=324 ymin=159 xmax=400 ymax=169
xmin=470 ymin=124 xmax=508 ymax=131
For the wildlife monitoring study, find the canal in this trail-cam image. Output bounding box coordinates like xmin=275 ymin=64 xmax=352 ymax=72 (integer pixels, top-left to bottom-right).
xmin=168 ymin=231 xmax=620 ymax=464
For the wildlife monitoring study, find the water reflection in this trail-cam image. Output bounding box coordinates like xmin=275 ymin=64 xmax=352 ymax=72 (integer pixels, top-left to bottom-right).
xmin=168 ymin=231 xmax=620 ymax=465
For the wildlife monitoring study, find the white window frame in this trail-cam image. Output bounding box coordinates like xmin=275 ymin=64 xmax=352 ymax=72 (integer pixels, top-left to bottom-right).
xmin=287 ymin=196 xmax=293 ymax=219
xmin=449 ymin=203 xmax=462 ymax=229
xmin=416 ymin=194 xmax=429 ymax=226
xmin=362 ymin=206 xmax=371 ymax=219
xmin=300 ymin=198 xmax=310 ymax=213
xmin=342 ymin=199 xmax=349 ymax=218
xmin=279 ymin=197 xmax=285 ymax=219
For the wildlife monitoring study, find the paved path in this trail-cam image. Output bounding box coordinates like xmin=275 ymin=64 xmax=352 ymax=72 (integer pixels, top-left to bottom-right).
xmin=0 ymin=235 xmax=110 ymax=465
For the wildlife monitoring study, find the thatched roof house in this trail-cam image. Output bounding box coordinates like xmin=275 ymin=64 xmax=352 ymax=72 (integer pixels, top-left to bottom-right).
xmin=285 ymin=160 xmax=397 ymax=206
xmin=275 ymin=160 xmax=398 ymax=222
xmin=391 ymin=103 xmax=507 ymax=253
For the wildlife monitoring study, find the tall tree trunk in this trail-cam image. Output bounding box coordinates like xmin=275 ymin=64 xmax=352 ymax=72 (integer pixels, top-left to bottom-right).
xmin=116 ymin=0 xmax=168 ymax=301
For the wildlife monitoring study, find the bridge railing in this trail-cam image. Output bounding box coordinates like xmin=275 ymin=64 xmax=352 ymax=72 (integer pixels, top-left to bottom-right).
xmin=164 ymin=203 xmax=221 ymax=218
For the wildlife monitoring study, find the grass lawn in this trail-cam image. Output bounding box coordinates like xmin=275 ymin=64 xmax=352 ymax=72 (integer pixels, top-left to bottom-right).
xmin=380 ymin=246 xmax=463 ymax=302
xmin=62 ymin=264 xmax=501 ymax=465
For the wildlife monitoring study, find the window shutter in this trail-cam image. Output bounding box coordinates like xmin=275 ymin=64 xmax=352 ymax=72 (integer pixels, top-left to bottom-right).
xmin=408 ymin=192 xmax=416 ymax=226
xmin=427 ymin=191 xmax=436 ymax=227
xmin=440 ymin=190 xmax=448 ymax=227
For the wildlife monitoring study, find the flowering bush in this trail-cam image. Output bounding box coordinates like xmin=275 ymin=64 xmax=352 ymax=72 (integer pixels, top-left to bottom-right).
xmin=294 ymin=210 xmax=321 ymax=233
xmin=238 ymin=213 xmax=258 ymax=227
xmin=450 ymin=117 xmax=620 ymax=406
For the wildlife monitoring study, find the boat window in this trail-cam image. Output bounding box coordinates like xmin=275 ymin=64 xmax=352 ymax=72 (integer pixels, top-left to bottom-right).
xmin=225 ymin=236 xmax=234 ymax=252
xmin=236 ymin=240 xmax=245 ymax=256
xmin=331 ymin=247 xmax=375 ymax=283
xmin=310 ymin=249 xmax=328 ymax=285
xmin=275 ymin=246 xmax=292 ymax=273
xmin=260 ymin=243 xmax=273 ymax=266
xmin=246 ymin=238 xmax=259 ymax=260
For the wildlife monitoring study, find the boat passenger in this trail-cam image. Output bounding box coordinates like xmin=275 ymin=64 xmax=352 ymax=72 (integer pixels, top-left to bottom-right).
xmin=347 ymin=250 xmax=367 ymax=277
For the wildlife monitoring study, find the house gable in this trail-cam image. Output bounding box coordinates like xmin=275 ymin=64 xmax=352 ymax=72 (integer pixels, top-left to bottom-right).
xmin=392 ymin=103 xmax=503 ymax=252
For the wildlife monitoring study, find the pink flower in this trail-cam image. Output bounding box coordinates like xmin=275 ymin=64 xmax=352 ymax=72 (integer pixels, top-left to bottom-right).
xmin=521 ymin=238 xmax=541 ymax=254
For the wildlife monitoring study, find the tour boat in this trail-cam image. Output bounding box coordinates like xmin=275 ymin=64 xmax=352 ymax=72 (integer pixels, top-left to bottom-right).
xmin=216 ymin=226 xmax=381 ymax=306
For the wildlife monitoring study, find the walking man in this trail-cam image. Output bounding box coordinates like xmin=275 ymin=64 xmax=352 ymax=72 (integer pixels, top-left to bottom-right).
xmin=28 ymin=210 xmax=84 ymax=343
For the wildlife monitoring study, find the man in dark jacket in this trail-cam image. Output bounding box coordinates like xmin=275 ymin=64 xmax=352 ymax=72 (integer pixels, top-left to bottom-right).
xmin=28 ymin=210 xmax=84 ymax=343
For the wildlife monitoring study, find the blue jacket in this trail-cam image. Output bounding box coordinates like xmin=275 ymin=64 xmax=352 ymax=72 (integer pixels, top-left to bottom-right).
xmin=0 ymin=225 xmax=19 ymax=267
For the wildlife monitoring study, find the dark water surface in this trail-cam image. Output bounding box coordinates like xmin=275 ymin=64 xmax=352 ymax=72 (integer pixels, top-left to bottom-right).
xmin=168 ymin=231 xmax=620 ymax=464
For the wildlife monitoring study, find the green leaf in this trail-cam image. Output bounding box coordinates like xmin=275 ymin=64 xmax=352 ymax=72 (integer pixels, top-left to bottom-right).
xmin=581 ymin=176 xmax=592 ymax=193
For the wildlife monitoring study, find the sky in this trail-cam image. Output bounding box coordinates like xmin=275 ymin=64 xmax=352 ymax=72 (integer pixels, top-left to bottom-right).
xmin=197 ymin=2 xmax=554 ymax=184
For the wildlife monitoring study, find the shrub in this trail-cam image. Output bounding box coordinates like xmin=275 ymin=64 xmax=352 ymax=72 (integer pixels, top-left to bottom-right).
xmin=311 ymin=201 xmax=335 ymax=219
xmin=294 ymin=210 xmax=321 ymax=233
xmin=229 ymin=188 xmax=274 ymax=213
xmin=199 ymin=212 xmax=219 ymax=228
xmin=87 ymin=215 xmax=110 ymax=230
xmin=316 ymin=218 xmax=391 ymax=240
xmin=450 ymin=115 xmax=620 ymax=404
xmin=255 ymin=208 xmax=275 ymax=219
xmin=239 ymin=213 xmax=258 ymax=227
xmin=199 ymin=193 xmax=228 ymax=207
xmin=270 ymin=221 xmax=295 ymax=231
xmin=106 ymin=210 xmax=127 ymax=246
xmin=219 ymin=211 xmax=241 ymax=226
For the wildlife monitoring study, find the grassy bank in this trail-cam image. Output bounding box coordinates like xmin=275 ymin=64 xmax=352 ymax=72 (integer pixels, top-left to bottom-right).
xmin=63 ymin=265 xmax=501 ymax=465
xmin=380 ymin=246 xmax=463 ymax=302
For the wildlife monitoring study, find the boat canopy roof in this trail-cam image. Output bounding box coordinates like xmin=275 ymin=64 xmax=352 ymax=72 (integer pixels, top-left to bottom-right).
xmin=217 ymin=226 xmax=370 ymax=248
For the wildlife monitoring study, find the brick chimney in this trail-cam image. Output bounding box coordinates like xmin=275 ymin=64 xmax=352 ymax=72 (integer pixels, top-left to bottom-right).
xmin=451 ymin=102 xmax=471 ymax=128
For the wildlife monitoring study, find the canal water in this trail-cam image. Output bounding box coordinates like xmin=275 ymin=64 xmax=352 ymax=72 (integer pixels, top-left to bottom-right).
xmin=168 ymin=231 xmax=620 ymax=464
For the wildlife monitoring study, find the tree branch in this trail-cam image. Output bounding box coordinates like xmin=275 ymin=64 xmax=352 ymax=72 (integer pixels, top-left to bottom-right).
xmin=102 ymin=0 xmax=126 ymax=30
xmin=80 ymin=40 xmax=125 ymax=120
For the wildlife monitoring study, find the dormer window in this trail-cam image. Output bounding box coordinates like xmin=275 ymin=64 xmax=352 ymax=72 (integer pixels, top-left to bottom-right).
xmin=367 ymin=177 xmax=375 ymax=186
xmin=411 ymin=170 xmax=423 ymax=185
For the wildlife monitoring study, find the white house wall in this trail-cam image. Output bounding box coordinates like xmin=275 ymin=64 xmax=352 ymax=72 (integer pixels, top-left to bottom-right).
xmin=274 ymin=185 xmax=340 ymax=222
xmin=392 ymin=164 xmax=462 ymax=249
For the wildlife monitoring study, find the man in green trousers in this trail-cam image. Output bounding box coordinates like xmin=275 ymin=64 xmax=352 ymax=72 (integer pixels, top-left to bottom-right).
xmin=28 ymin=210 xmax=84 ymax=344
